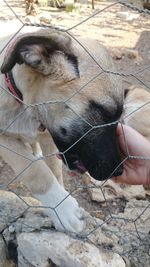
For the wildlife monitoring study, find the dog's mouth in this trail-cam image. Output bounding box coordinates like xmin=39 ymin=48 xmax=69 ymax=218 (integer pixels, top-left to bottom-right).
xmin=53 ymin=122 xmax=123 ymax=181
xmin=72 ymin=159 xmax=87 ymax=174
xmin=57 ymin=153 xmax=87 ymax=174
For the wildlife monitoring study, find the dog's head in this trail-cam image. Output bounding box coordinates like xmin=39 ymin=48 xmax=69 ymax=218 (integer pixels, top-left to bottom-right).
xmin=1 ymin=29 xmax=124 ymax=180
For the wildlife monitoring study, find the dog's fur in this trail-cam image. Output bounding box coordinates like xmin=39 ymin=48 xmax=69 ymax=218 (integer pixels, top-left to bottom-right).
xmin=0 ymin=29 xmax=124 ymax=232
xmin=124 ymin=85 xmax=150 ymax=141
xmin=124 ymin=85 xmax=150 ymax=190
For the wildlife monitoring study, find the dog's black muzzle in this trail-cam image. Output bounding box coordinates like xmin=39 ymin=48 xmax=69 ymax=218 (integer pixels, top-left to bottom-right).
xmin=78 ymin=126 xmax=123 ymax=180
xmin=53 ymin=124 xmax=123 ymax=181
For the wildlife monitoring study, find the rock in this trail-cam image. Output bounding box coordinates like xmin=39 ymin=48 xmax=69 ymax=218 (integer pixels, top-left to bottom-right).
xmin=17 ymin=231 xmax=126 ymax=267
xmin=0 ymin=189 xmax=149 ymax=267
xmin=111 ymin=48 xmax=142 ymax=62
xmin=145 ymin=188 xmax=150 ymax=197
xmin=83 ymin=174 xmax=146 ymax=203
xmin=24 ymin=15 xmax=41 ymax=25
xmin=83 ymin=174 xmax=124 ymax=202
xmin=37 ymin=12 xmax=52 ymax=25
xmin=0 ymin=190 xmax=52 ymax=233
xmin=116 ymin=11 xmax=140 ymax=21
xmin=0 ymin=190 xmax=27 ymax=232
xmin=24 ymin=12 xmax=52 ymax=27
xmin=120 ymin=199 xmax=150 ymax=231
xmin=111 ymin=48 xmax=124 ymax=60
xmin=0 ymin=156 xmax=15 ymax=186
xmin=92 ymin=198 xmax=150 ymax=267
xmin=0 ymin=235 xmax=6 ymax=267
xmin=0 ymin=236 xmax=16 ymax=267
xmin=124 ymin=49 xmax=140 ymax=60
xmin=122 ymin=184 xmax=146 ymax=200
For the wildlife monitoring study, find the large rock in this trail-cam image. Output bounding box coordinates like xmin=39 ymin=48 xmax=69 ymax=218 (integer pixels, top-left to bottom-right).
xmin=0 ymin=189 xmax=149 ymax=267
xmin=0 ymin=190 xmax=47 ymax=232
xmin=17 ymin=231 xmax=126 ymax=267
xmin=0 ymin=190 xmax=27 ymax=232
xmin=0 ymin=236 xmax=6 ymax=267
xmin=0 ymin=235 xmax=16 ymax=267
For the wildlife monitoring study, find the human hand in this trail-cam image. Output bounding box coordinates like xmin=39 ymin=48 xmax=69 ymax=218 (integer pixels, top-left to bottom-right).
xmin=113 ymin=124 xmax=150 ymax=185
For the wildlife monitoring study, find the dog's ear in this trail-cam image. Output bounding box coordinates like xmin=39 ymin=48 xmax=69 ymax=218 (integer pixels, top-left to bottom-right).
xmin=1 ymin=31 xmax=79 ymax=79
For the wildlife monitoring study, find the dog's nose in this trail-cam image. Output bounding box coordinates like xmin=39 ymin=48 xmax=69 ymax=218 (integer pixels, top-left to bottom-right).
xmin=113 ymin=165 xmax=123 ymax=177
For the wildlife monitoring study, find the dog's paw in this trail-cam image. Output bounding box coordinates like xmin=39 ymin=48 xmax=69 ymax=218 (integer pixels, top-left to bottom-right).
xmin=51 ymin=194 xmax=84 ymax=233
xmin=36 ymin=182 xmax=84 ymax=233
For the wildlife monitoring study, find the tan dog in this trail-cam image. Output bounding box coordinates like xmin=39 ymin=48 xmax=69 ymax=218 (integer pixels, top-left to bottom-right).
xmin=123 ymin=85 xmax=150 ymax=190
xmin=0 ymin=28 xmax=124 ymax=233
xmin=124 ymin=85 xmax=150 ymax=140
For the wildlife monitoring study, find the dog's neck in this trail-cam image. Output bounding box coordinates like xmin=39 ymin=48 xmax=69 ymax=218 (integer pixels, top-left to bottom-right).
xmin=4 ymin=71 xmax=23 ymax=103
xmin=0 ymin=67 xmax=45 ymax=141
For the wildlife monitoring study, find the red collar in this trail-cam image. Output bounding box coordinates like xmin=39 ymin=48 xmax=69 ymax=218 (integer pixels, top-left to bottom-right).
xmin=4 ymin=71 xmax=23 ymax=103
xmin=4 ymin=71 xmax=46 ymax=132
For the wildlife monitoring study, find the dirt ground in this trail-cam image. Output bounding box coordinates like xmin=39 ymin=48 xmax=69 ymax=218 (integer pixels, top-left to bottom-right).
xmin=0 ymin=0 xmax=150 ymax=266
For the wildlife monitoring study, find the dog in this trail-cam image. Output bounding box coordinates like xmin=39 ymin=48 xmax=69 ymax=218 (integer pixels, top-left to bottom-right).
xmin=124 ymin=85 xmax=150 ymax=141
xmin=124 ymin=85 xmax=150 ymax=190
xmin=0 ymin=28 xmax=124 ymax=233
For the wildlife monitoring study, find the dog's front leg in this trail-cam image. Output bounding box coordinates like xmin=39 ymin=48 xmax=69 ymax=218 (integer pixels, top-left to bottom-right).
xmin=37 ymin=131 xmax=64 ymax=186
xmin=35 ymin=177 xmax=84 ymax=233
xmin=28 ymin=157 xmax=84 ymax=233
xmin=0 ymin=136 xmax=84 ymax=233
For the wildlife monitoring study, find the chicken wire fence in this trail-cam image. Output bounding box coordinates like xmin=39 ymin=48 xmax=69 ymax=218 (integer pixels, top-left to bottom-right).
xmin=0 ymin=0 xmax=150 ymax=266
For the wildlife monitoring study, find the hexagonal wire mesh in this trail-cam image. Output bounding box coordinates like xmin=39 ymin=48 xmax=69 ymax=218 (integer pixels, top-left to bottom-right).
xmin=0 ymin=0 xmax=150 ymax=266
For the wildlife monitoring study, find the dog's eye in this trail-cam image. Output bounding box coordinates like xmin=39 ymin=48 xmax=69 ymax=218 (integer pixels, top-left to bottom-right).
xmin=89 ymin=100 xmax=123 ymax=122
